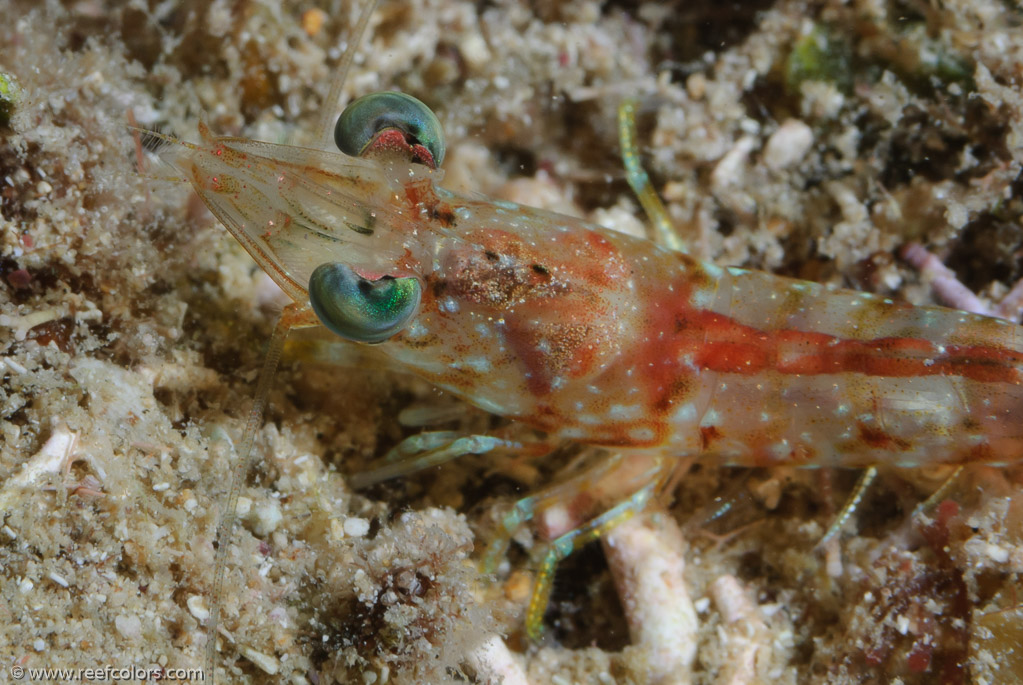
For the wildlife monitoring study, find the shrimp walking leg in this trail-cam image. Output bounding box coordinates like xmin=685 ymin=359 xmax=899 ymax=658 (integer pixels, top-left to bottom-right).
xmin=818 ymin=465 xmax=878 ymax=547
xmin=205 ymin=303 xmax=319 ymax=677
xmin=348 ymin=432 xmax=528 ymax=488
xmin=478 ymin=451 xmax=633 ymax=575
xmin=525 ymin=457 xmax=674 ymax=639
xmin=618 ymin=98 xmax=683 ymax=252
xmin=478 ymin=448 xmax=673 ymax=638
xmin=911 ymin=465 xmax=966 ymax=518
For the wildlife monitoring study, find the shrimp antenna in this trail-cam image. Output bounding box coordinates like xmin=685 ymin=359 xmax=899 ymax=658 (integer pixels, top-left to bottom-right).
xmin=202 ymin=6 xmax=381 ymax=682
xmin=313 ymin=0 xmax=380 ymax=147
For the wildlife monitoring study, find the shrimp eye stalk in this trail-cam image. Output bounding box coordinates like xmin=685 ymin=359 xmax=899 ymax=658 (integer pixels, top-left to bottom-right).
xmin=309 ymin=263 xmax=421 ymax=344
xmin=334 ymin=91 xmax=446 ymax=168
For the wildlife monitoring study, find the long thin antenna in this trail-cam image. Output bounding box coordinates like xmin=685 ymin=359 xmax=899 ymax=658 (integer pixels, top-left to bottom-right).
xmin=203 ymin=307 xmax=312 ymax=683
xmin=203 ymin=3 xmax=380 ymax=681
xmin=313 ymin=0 xmax=380 ymax=148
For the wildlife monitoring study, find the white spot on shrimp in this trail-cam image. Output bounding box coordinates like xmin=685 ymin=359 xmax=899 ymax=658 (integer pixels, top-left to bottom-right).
xmin=466 ymin=357 xmax=492 ymax=373
xmin=475 ymin=323 xmax=492 ymax=338
xmin=670 ymin=403 xmax=697 ymax=424
xmin=629 ymin=426 xmax=656 ymax=442
xmin=690 ymin=286 xmax=714 ymax=308
xmin=405 ymin=321 xmax=428 ymax=339
xmin=442 ymin=297 xmax=460 ymax=313
xmin=608 ymin=404 xmax=642 ymax=419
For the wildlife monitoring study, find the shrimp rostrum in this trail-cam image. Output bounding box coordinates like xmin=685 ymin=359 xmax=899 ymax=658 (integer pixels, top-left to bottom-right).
xmin=155 ymin=1 xmax=1023 ymax=670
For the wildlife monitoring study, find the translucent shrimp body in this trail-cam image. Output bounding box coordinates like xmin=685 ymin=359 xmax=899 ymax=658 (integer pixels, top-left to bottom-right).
xmin=168 ymin=122 xmax=1023 ymax=471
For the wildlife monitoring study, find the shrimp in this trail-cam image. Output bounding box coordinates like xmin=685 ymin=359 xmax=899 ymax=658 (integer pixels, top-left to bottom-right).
xmin=148 ymin=0 xmax=1023 ymax=679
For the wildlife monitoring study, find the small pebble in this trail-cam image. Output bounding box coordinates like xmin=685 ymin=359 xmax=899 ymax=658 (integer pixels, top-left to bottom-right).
xmin=330 ymin=518 xmax=344 ymax=541
xmin=249 ymin=499 xmax=282 ymax=536
xmin=343 ymin=517 xmax=369 ymax=538
xmin=115 ymin=615 xmax=142 ymax=639
xmin=461 ymin=33 xmax=492 ymax=70
xmin=301 ymin=8 xmax=326 ymax=37
xmin=764 ymin=119 xmax=814 ymax=170
xmin=686 ymin=72 xmax=706 ymax=100
xmin=503 ymin=570 xmax=532 ymax=603
xmin=896 ymin=614 xmax=910 ymax=635
xmin=241 ymin=646 xmax=279 ymax=675
xmin=187 ymin=594 xmax=210 ymax=621
xmin=985 ymin=543 xmax=1010 ymax=563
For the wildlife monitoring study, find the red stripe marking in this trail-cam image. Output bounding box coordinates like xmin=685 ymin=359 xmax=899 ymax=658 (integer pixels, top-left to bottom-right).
xmin=690 ymin=311 xmax=1023 ymax=383
xmin=636 ymin=273 xmax=1023 ymax=411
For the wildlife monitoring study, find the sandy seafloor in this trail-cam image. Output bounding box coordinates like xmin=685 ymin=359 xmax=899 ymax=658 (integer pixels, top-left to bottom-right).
xmin=2 ymin=0 xmax=1023 ymax=683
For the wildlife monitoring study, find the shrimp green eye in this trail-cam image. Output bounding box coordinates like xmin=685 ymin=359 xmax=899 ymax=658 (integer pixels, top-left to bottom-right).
xmin=334 ymin=91 xmax=446 ymax=168
xmin=309 ymin=263 xmax=422 ymax=344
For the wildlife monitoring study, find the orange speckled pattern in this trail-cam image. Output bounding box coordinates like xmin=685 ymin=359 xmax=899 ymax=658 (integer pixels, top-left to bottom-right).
xmin=382 ymin=187 xmax=1023 ymax=469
